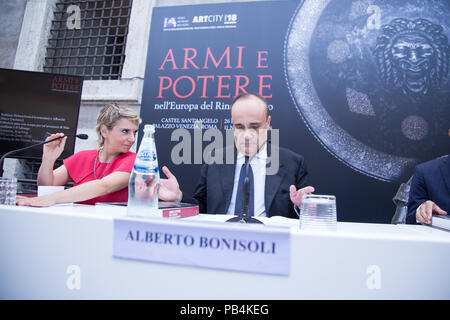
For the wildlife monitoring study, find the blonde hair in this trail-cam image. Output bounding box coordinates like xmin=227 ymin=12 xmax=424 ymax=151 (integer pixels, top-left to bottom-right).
xmin=96 ymin=103 xmax=142 ymax=147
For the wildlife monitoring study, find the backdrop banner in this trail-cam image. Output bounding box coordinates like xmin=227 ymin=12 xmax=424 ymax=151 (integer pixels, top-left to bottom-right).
xmin=140 ymin=0 xmax=450 ymax=223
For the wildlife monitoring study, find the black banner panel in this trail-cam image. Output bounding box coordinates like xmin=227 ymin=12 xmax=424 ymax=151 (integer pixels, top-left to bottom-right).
xmin=0 ymin=68 xmax=83 ymax=160
xmin=140 ymin=0 xmax=450 ymax=223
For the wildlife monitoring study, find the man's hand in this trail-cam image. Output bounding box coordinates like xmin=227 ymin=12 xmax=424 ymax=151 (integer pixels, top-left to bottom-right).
xmin=416 ymin=200 xmax=447 ymax=225
xmin=159 ymin=166 xmax=182 ymax=202
xmin=289 ymin=185 xmax=315 ymax=208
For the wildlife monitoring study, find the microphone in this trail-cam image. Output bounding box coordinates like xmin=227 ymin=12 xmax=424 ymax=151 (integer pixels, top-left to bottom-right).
xmin=72 ymin=133 xmax=88 ymax=140
xmin=0 ymin=133 xmax=88 ymax=177
xmin=227 ymin=140 xmax=267 ymax=224
xmin=44 ymin=133 xmax=88 ymax=142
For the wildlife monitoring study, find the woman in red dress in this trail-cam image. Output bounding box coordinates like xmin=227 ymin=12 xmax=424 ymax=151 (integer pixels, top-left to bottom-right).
xmin=17 ymin=103 xmax=141 ymax=206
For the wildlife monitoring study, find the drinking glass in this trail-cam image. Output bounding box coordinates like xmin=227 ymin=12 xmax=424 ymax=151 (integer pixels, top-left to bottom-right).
xmin=0 ymin=177 xmax=17 ymax=205
xmin=299 ymin=194 xmax=337 ymax=230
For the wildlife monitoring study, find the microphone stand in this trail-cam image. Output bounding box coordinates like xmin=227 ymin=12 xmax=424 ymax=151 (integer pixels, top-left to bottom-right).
xmin=0 ymin=134 xmax=87 ymax=177
xmin=227 ymin=141 xmax=267 ymax=224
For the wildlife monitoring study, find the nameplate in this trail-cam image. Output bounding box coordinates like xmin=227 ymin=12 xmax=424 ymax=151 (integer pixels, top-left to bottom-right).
xmin=113 ymin=217 xmax=290 ymax=276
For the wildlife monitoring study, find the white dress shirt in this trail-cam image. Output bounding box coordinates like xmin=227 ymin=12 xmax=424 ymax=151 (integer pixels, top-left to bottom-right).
xmin=226 ymin=145 xmax=267 ymax=217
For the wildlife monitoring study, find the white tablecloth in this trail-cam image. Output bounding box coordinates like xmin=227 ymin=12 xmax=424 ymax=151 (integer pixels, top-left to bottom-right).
xmin=0 ymin=204 xmax=449 ymax=299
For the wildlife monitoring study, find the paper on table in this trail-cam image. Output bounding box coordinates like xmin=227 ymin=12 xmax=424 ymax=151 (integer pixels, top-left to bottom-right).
xmin=38 ymin=186 xmax=64 ymax=197
xmin=37 ymin=186 xmax=73 ymax=206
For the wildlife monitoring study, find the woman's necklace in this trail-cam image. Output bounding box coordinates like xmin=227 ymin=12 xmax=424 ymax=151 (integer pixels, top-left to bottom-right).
xmin=93 ymin=148 xmax=112 ymax=180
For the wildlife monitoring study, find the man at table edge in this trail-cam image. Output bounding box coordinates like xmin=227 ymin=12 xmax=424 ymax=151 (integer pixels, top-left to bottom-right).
xmin=406 ymin=153 xmax=449 ymax=225
xmin=158 ymin=92 xmax=315 ymax=218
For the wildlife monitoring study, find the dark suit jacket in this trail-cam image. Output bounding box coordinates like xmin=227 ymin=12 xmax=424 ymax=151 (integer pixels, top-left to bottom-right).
xmin=406 ymin=155 xmax=450 ymax=224
xmin=183 ymin=145 xmax=308 ymax=219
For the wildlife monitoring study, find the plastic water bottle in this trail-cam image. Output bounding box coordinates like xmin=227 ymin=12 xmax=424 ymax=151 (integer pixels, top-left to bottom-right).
xmin=127 ymin=124 xmax=160 ymax=217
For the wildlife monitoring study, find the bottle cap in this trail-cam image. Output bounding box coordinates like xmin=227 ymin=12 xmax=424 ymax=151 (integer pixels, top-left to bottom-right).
xmin=144 ymin=124 xmax=155 ymax=133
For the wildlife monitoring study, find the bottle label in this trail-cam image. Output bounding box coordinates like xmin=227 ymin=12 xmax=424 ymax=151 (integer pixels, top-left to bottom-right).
xmin=134 ymin=150 xmax=158 ymax=173
xmin=133 ymin=162 xmax=158 ymax=174
xmin=138 ymin=150 xmax=156 ymax=162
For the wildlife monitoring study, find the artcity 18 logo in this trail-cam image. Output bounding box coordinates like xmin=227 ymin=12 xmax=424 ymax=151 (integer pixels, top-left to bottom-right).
xmin=192 ymin=13 xmax=237 ymax=24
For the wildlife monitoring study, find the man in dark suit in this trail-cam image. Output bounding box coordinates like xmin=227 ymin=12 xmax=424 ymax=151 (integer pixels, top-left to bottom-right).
xmin=406 ymin=155 xmax=449 ymax=224
xmin=159 ymin=93 xmax=314 ymax=218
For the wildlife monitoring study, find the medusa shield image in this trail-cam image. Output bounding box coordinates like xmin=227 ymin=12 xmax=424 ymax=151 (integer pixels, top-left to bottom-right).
xmin=285 ymin=0 xmax=450 ymax=182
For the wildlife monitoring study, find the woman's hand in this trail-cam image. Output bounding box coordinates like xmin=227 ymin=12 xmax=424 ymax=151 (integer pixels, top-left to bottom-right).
xmin=38 ymin=133 xmax=70 ymax=186
xmin=42 ymin=133 xmax=67 ymax=163
xmin=16 ymin=195 xmax=56 ymax=207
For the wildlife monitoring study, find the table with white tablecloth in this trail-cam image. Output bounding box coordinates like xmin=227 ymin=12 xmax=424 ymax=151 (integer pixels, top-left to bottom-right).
xmin=0 ymin=204 xmax=449 ymax=299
